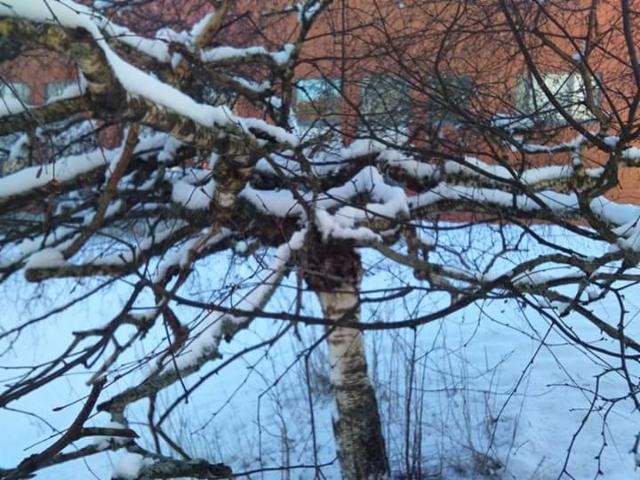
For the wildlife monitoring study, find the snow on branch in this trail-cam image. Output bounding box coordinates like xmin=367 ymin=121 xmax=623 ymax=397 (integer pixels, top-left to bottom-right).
xmin=409 ymin=183 xmax=580 ymax=215
xmin=23 ymin=224 xmax=197 ymax=281
xmin=167 ymin=229 xmax=306 ymax=371
xmin=201 ymin=44 xmax=295 ymax=67
xmin=0 ymin=133 xmax=169 ymax=208
xmin=98 ymin=230 xmax=306 ymax=415
xmin=0 ymin=149 xmax=107 ymax=200
xmin=334 ymin=140 xmax=605 ymax=194
xmin=0 ymin=0 xmax=298 ymax=147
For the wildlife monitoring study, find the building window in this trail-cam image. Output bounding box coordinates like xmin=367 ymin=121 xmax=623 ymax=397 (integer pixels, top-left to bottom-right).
xmin=515 ymin=72 xmax=597 ymax=124
xmin=359 ymin=76 xmax=409 ymax=133
xmin=427 ymin=75 xmax=472 ymax=122
xmin=295 ymin=78 xmax=342 ymax=126
xmin=0 ymin=82 xmax=29 ymax=103
xmin=45 ymin=81 xmax=76 ymax=101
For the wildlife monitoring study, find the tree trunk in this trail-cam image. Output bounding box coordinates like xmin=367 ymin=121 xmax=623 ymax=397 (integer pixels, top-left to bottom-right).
xmin=306 ymin=245 xmax=389 ymax=480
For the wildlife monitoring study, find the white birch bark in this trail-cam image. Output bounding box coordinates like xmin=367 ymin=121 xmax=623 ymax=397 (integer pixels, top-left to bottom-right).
xmin=316 ymin=286 xmax=389 ymax=480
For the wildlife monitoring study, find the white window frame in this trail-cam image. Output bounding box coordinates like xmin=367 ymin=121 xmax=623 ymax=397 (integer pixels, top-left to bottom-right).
xmin=295 ymin=77 xmax=342 ymax=127
xmin=515 ymin=72 xmax=597 ymax=124
xmin=359 ymin=76 xmax=410 ymax=138
xmin=0 ymin=82 xmax=29 ymax=103
xmin=428 ymin=74 xmax=473 ymax=123
xmin=45 ymin=81 xmax=76 ymax=101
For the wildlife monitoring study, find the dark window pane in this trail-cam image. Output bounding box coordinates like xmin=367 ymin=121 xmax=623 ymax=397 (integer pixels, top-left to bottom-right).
xmin=295 ymin=78 xmax=342 ymax=126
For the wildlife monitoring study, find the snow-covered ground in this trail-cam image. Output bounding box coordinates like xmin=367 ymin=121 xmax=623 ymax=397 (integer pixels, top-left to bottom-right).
xmin=1 ymin=226 xmax=639 ymax=479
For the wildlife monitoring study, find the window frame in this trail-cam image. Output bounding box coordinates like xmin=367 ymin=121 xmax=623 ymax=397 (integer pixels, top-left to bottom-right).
xmin=294 ymin=77 xmax=342 ymax=127
xmin=426 ymin=74 xmax=473 ymax=124
xmin=515 ymin=71 xmax=600 ymax=125
xmin=0 ymin=82 xmax=30 ymax=103
xmin=45 ymin=81 xmax=76 ymax=101
xmin=358 ymin=75 xmax=410 ymax=132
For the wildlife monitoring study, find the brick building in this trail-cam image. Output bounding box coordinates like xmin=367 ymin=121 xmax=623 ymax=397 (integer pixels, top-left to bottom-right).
xmin=1 ymin=0 xmax=639 ymax=201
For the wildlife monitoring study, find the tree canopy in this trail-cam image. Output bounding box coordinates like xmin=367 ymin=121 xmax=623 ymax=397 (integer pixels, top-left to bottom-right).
xmin=2 ymin=0 xmax=640 ymax=478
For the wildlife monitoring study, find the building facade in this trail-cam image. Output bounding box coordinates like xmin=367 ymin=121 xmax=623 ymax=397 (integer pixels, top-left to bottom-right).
xmin=1 ymin=0 xmax=639 ymax=202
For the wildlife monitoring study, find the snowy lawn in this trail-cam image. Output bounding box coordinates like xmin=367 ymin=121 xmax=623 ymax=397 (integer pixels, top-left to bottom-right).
xmin=1 ymin=226 xmax=639 ymax=479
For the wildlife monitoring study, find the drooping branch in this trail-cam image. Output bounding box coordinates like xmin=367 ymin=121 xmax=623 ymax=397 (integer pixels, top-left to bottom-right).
xmin=0 ymin=378 xmax=110 ymax=479
xmin=97 ymin=230 xmax=305 ymax=416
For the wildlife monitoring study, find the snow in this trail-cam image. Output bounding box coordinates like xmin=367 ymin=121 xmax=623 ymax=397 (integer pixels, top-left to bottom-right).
xmin=155 ymin=228 xmax=232 ymax=282
xmin=0 ymin=149 xmax=103 ymax=199
xmin=94 ymin=421 xmax=132 ymax=450
xmin=378 ymin=149 xmax=438 ymax=180
xmin=604 ymin=135 xmax=619 ymax=148
xmin=623 ymin=146 xmax=640 ymax=160
xmin=3 ymin=2 xmax=640 ymax=479
xmin=24 ymin=248 xmax=66 ymax=269
xmin=171 ymin=180 xmax=215 ymax=209
xmin=315 ymin=208 xmax=382 ymax=242
xmin=240 ymin=163 xmax=411 ymax=231
xmin=0 ymin=131 xmax=182 ymax=201
xmin=104 ymin=23 xmax=170 ymax=62
xmin=0 ymin=95 xmax=28 ymax=117
xmin=6 ymin=0 xmax=168 ymax=62
xmin=90 ymin=224 xmax=179 ymax=266
xmin=430 ymin=140 xmax=607 ymax=188
xmin=2 ymin=227 xmax=640 ymax=480
xmin=231 ymin=76 xmax=270 ymax=93
xmin=340 ymin=138 xmax=386 ymax=159
xmin=167 ymin=229 xmax=306 ymax=371
xmin=243 ymin=165 xmax=412 ymax=236
xmin=409 ymin=184 xmax=579 ymax=213
xmin=297 ymin=1 xmax=323 ymax=23
xmin=240 ymin=186 xmax=304 ymax=217
xmin=591 ymin=197 xmax=640 ymax=234
xmin=519 ymin=134 xmax=587 ymax=154
xmin=201 ymin=45 xmax=273 ymax=63
xmin=255 ymin=153 xmax=300 ymax=178
xmin=158 ymin=136 xmax=183 ymax=162
xmin=310 ymin=167 xmax=410 ymax=240
xmin=443 ymin=156 xmax=580 ymax=186
xmin=0 ymin=0 xmax=298 ymax=147
xmin=334 ymin=144 xmax=600 ymax=191
xmin=112 ymin=453 xmax=145 ymax=479
xmin=8 ymin=133 xmax=28 ymax=162
xmin=270 ymin=43 xmax=295 ymax=66
xmin=240 ymin=117 xmax=298 ymax=145
xmin=491 ymin=113 xmax=534 ymax=131
xmin=189 ymin=12 xmax=214 ymax=39
xmin=0 ymin=226 xmax=71 ymax=270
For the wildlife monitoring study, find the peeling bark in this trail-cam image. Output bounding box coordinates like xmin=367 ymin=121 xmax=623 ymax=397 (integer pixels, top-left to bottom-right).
xmin=306 ymin=245 xmax=389 ymax=480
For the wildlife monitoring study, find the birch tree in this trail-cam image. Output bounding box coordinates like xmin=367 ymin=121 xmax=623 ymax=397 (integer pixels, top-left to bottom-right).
xmin=1 ymin=0 xmax=640 ymax=479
